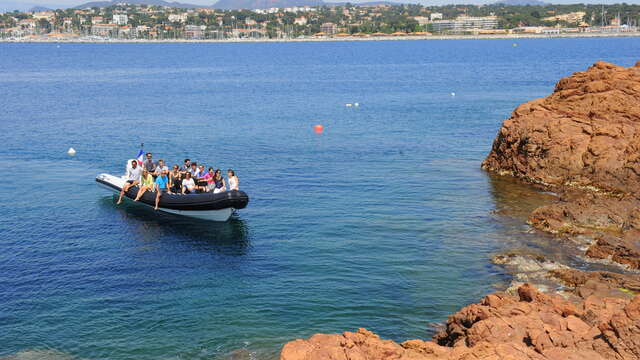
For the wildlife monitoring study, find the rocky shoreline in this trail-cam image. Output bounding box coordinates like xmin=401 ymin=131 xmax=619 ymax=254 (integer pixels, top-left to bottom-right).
xmin=280 ymin=61 xmax=640 ymax=359
xmin=483 ymin=60 xmax=640 ymax=275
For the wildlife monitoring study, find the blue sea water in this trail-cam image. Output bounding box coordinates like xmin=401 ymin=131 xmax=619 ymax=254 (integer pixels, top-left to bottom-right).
xmin=0 ymin=38 xmax=639 ymax=359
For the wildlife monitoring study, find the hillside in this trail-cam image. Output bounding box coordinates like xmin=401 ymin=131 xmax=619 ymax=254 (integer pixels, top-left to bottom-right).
xmin=495 ymin=0 xmax=547 ymax=5
xmin=212 ymin=0 xmax=324 ymax=9
xmin=74 ymin=0 xmax=330 ymax=10
xmin=75 ymin=0 xmax=212 ymax=9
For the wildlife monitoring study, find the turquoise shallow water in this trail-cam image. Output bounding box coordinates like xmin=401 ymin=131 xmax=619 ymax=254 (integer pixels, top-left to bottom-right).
xmin=1 ymin=38 xmax=639 ymax=359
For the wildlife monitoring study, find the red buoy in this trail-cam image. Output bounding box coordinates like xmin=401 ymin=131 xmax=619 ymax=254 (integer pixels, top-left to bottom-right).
xmin=314 ymin=124 xmax=324 ymax=134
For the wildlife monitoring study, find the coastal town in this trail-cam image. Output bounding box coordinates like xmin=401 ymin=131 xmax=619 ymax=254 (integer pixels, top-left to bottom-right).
xmin=1 ymin=2 xmax=640 ymax=41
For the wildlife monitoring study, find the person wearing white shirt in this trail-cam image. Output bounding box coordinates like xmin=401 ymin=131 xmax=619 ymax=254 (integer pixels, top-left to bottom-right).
xmin=117 ymin=160 xmax=143 ymax=204
xmin=154 ymin=159 xmax=169 ymax=176
xmin=181 ymin=172 xmax=197 ymax=194
xmin=227 ymin=169 xmax=239 ymax=191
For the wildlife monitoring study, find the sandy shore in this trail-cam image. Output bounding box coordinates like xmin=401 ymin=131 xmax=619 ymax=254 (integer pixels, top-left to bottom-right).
xmin=1 ymin=32 xmax=639 ymax=43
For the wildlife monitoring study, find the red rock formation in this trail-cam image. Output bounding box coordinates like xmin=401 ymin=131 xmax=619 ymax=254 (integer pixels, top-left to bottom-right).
xmin=482 ymin=61 xmax=640 ymax=195
xmin=482 ymin=61 xmax=640 ymax=269
xmin=280 ymin=284 xmax=639 ymax=360
xmin=528 ymin=192 xmax=635 ymax=235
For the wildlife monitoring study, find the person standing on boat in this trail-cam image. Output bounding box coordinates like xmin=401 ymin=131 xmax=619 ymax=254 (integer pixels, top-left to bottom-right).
xmin=143 ymin=152 xmax=156 ymax=173
xmin=154 ymin=169 xmax=170 ymax=210
xmin=227 ymin=169 xmax=239 ymax=191
xmin=117 ymin=160 xmax=142 ymax=204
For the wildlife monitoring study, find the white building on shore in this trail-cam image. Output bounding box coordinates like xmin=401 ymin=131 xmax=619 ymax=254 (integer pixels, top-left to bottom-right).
xmin=430 ymin=12 xmax=443 ymax=21
xmin=91 ymin=23 xmax=118 ymax=36
xmin=168 ymin=13 xmax=188 ymax=23
xmin=430 ymin=15 xmax=498 ymax=33
xmin=184 ymin=24 xmax=205 ymax=39
xmin=32 ymin=11 xmax=55 ymax=22
xmin=112 ymin=14 xmax=128 ymax=25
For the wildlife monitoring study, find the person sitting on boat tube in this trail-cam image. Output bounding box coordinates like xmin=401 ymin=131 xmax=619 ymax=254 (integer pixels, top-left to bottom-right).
xmin=181 ymin=172 xmax=197 ymax=194
xmin=154 ymin=169 xmax=171 ymax=210
xmin=133 ymin=169 xmax=155 ymax=202
xmin=193 ymin=164 xmax=208 ymax=188
xmin=227 ymin=169 xmax=239 ymax=191
xmin=117 ymin=160 xmax=142 ymax=204
xmin=169 ymin=165 xmax=182 ymax=193
xmin=201 ymin=167 xmax=215 ymax=192
xmin=213 ymin=169 xmax=227 ymax=194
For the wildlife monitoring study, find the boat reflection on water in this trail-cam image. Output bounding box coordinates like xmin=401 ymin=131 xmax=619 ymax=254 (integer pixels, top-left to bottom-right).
xmin=97 ymin=196 xmax=251 ymax=256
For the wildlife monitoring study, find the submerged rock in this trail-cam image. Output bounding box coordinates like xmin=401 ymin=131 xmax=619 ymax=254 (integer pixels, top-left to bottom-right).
xmin=528 ymin=192 xmax=640 ymax=269
xmin=223 ymin=348 xmax=254 ymax=360
xmin=0 ymin=349 xmax=79 ymax=360
xmin=491 ymin=252 xmax=569 ymax=295
xmin=549 ymin=268 xmax=640 ymax=295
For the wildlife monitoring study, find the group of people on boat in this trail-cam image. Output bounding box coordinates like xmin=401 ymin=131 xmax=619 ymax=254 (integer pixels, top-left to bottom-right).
xmin=117 ymin=152 xmax=240 ymax=210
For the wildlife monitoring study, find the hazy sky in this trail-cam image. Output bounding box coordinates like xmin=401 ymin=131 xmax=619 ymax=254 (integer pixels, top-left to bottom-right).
xmin=3 ymin=0 xmax=639 ymax=12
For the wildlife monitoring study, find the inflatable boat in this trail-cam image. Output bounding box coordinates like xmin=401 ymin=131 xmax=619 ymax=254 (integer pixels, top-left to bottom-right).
xmin=96 ymin=173 xmax=249 ymax=222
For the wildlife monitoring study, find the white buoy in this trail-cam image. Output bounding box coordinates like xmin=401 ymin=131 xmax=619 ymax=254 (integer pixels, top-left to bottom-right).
xmin=354 ymin=102 xmax=359 ymax=107
xmin=67 ymin=147 xmax=76 ymax=156
xmin=346 ymin=103 xmax=352 ymax=107
xmin=450 ymin=92 xmax=456 ymax=97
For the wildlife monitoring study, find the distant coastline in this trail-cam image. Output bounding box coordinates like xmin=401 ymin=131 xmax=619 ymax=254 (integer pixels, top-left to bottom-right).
xmin=2 ymin=32 xmax=639 ymax=43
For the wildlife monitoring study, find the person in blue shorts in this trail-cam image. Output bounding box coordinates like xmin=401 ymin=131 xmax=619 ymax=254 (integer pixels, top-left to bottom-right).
xmin=154 ymin=169 xmax=171 ymax=210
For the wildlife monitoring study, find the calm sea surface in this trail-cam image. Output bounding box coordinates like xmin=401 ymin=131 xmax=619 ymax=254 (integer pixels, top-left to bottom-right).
xmin=1 ymin=38 xmax=639 ymax=359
